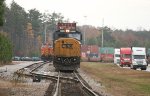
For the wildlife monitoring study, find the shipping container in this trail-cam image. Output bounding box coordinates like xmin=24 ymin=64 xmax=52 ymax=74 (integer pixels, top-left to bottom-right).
xmin=88 ymin=45 xmax=99 ymax=53
xmin=99 ymin=47 xmax=114 ymax=54
xmin=81 ymin=52 xmax=88 ymax=62
xmin=101 ymin=54 xmax=114 ymax=62
xmin=88 ymin=53 xmax=100 ymax=62
xmin=81 ymin=45 xmax=89 ymax=52
xmin=99 ymin=47 xmax=114 ymax=62
xmin=81 ymin=45 xmax=99 ymax=53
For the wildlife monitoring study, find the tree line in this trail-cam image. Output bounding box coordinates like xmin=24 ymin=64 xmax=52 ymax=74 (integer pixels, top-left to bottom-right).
xmin=3 ymin=1 xmax=66 ymax=57
xmin=1 ymin=0 xmax=66 ymax=64
xmin=0 ymin=33 xmax=12 ymax=65
xmin=83 ymin=26 xmax=150 ymax=48
xmin=0 ymin=0 xmax=12 ymax=65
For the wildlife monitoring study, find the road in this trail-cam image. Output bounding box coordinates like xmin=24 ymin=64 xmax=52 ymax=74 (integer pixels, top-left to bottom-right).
xmin=116 ymin=64 xmax=150 ymax=72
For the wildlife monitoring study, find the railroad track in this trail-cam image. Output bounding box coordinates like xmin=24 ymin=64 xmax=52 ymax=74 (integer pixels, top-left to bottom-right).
xmin=44 ymin=71 xmax=101 ymax=96
xmin=15 ymin=61 xmax=46 ymax=75
xmin=13 ymin=61 xmax=50 ymax=81
xmin=14 ymin=61 xmax=60 ymax=82
xmin=14 ymin=62 xmax=101 ymax=96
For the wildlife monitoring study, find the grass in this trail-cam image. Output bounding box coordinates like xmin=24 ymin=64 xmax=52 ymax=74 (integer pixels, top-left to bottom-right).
xmin=81 ymin=62 xmax=150 ymax=96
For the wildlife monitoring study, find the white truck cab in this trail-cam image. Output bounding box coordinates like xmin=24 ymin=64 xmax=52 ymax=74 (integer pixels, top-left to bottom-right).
xmin=131 ymin=47 xmax=147 ymax=70
xmin=114 ymin=48 xmax=120 ymax=64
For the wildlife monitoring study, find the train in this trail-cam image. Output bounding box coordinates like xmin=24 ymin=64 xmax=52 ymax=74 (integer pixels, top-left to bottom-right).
xmin=41 ymin=43 xmax=53 ymax=62
xmin=53 ymin=23 xmax=82 ymax=71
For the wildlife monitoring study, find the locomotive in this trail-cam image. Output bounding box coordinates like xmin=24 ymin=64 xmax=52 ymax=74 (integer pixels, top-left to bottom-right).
xmin=53 ymin=23 xmax=82 ymax=71
xmin=41 ymin=43 xmax=53 ymax=62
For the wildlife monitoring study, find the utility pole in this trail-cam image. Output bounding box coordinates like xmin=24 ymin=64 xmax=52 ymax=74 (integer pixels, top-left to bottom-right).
xmin=84 ymin=16 xmax=87 ymax=45
xmin=101 ymin=18 xmax=104 ymax=47
xmin=44 ymin=23 xmax=47 ymax=43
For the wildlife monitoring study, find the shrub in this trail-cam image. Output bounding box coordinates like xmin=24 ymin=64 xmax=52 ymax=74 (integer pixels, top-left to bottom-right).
xmin=0 ymin=32 xmax=13 ymax=65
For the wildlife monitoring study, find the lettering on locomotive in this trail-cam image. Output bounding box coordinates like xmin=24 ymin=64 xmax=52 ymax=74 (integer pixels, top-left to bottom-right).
xmin=62 ymin=43 xmax=73 ymax=48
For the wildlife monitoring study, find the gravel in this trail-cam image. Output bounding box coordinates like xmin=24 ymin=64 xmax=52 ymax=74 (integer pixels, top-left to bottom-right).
xmin=11 ymin=83 xmax=49 ymax=96
xmin=0 ymin=61 xmax=50 ymax=96
xmin=0 ymin=61 xmax=42 ymax=80
xmin=78 ymin=68 xmax=112 ymax=96
xmin=0 ymin=81 xmax=50 ymax=96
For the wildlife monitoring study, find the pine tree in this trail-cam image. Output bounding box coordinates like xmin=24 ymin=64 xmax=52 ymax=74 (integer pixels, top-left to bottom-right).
xmin=0 ymin=0 xmax=5 ymax=30
xmin=0 ymin=33 xmax=13 ymax=65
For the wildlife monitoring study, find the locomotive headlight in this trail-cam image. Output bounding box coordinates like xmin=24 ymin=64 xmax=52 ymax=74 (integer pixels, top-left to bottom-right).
xmin=74 ymin=58 xmax=76 ymax=61
xmin=65 ymin=29 xmax=70 ymax=32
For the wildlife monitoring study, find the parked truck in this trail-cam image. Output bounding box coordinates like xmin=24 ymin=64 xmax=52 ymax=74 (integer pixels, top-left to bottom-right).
xmin=120 ymin=48 xmax=132 ymax=67
xmin=131 ymin=47 xmax=147 ymax=70
xmin=114 ymin=48 xmax=120 ymax=64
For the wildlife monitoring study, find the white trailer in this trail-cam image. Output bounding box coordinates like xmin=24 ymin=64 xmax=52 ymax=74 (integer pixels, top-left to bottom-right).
xmin=131 ymin=47 xmax=147 ymax=70
xmin=114 ymin=48 xmax=120 ymax=64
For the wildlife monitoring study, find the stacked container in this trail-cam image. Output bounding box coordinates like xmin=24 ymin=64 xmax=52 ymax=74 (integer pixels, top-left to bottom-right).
xmin=88 ymin=45 xmax=100 ymax=62
xmin=81 ymin=45 xmax=89 ymax=61
xmin=81 ymin=45 xmax=100 ymax=62
xmin=99 ymin=47 xmax=114 ymax=62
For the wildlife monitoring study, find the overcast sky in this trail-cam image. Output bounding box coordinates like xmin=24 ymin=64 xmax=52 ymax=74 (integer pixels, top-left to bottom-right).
xmin=6 ymin=0 xmax=150 ymax=30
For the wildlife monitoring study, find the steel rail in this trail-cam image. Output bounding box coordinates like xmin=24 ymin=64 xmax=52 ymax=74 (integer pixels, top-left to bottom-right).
xmin=15 ymin=61 xmax=44 ymax=74
xmin=30 ymin=73 xmax=58 ymax=81
xmin=29 ymin=62 xmax=46 ymax=73
xmin=74 ymin=72 xmax=100 ymax=96
xmin=53 ymin=71 xmax=60 ymax=96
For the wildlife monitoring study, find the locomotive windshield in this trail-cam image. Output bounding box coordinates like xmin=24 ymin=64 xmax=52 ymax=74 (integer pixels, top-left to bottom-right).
xmin=68 ymin=33 xmax=81 ymax=40
xmin=53 ymin=31 xmax=82 ymax=41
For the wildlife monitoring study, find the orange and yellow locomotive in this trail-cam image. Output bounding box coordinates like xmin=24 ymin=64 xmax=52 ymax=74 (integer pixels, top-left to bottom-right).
xmin=53 ymin=23 xmax=82 ymax=71
xmin=41 ymin=43 xmax=53 ymax=62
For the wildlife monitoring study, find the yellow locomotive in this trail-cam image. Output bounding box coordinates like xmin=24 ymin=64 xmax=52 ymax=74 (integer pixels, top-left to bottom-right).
xmin=53 ymin=23 xmax=82 ymax=71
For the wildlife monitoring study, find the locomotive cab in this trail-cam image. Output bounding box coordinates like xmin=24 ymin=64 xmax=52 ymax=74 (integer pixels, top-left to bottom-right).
xmin=53 ymin=30 xmax=82 ymax=42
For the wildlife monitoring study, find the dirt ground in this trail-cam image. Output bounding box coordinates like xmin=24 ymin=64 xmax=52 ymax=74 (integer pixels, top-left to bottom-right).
xmin=0 ymin=61 xmax=49 ymax=96
xmin=0 ymin=78 xmax=50 ymax=96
